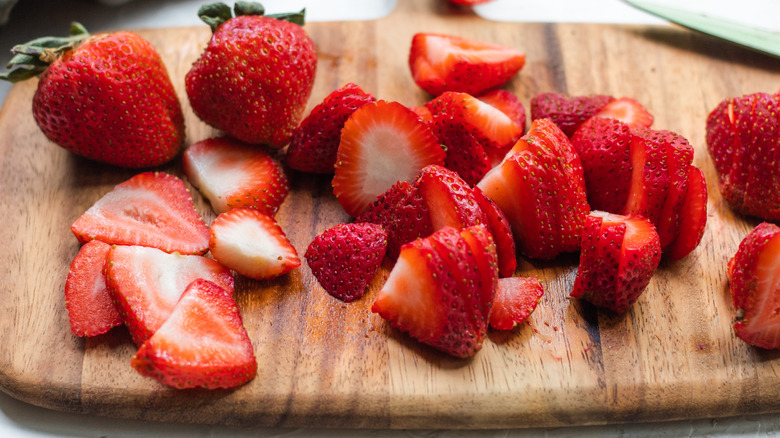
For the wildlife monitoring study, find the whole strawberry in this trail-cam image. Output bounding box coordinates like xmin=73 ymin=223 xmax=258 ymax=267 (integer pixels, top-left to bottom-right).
xmin=186 ymin=2 xmax=317 ymax=147
xmin=1 ymin=23 xmax=184 ymax=168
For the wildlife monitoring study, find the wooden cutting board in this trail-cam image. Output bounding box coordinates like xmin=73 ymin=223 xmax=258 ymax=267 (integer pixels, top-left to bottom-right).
xmin=1 ymin=0 xmax=780 ymax=429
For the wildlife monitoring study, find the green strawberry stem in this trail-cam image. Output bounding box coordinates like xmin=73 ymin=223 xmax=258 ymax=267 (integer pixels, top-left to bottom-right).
xmin=0 ymin=22 xmax=90 ymax=83
xmin=198 ymin=2 xmax=305 ymax=32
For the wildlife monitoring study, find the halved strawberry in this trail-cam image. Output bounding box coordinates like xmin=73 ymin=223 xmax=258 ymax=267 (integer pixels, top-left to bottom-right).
xmin=477 ymin=89 xmax=527 ymax=135
xmin=472 ymin=186 xmax=516 ymax=278
xmin=305 ymin=223 xmax=388 ymax=302
xmin=183 ymin=136 xmax=289 ymax=216
xmin=371 ymin=225 xmax=497 ymax=358
xmin=489 ymin=277 xmax=544 ymax=330
xmin=429 ymin=110 xmax=492 ymax=186
xmin=131 ymin=279 xmax=257 ymax=389
xmin=332 ymin=100 xmax=445 ymax=217
xmin=594 ymin=97 xmax=654 ymax=129
xmin=71 ymin=172 xmax=210 ymax=255
xmin=286 ymin=83 xmax=376 ymax=174
xmin=64 ymin=240 xmax=121 ymax=337
xmin=417 ymin=165 xmax=486 ymax=231
xmin=530 ymin=92 xmax=615 ymax=137
xmin=209 ymin=207 xmax=301 ymax=280
xmin=729 ymin=222 xmax=780 ymax=349
xmin=666 ymin=166 xmax=708 ymax=260
xmin=571 ymin=212 xmax=661 ymax=314
xmin=105 ymin=245 xmax=234 ymax=345
xmin=409 ymin=33 xmax=525 ymax=97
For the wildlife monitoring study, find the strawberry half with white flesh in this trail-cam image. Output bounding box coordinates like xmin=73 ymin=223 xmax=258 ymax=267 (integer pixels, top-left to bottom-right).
xmin=131 ymin=279 xmax=257 ymax=389
xmin=728 ymin=222 xmax=780 ymax=349
xmin=209 ymin=207 xmax=301 ymax=280
xmin=332 ymin=100 xmax=445 ymax=218
xmin=105 ymin=245 xmax=234 ymax=345
xmin=372 ymin=225 xmax=498 ymax=358
xmin=71 ymin=172 xmax=210 ymax=255
xmin=64 ymin=240 xmax=121 ymax=337
xmin=183 ymin=136 xmax=289 ymax=216
xmin=489 ymin=277 xmax=545 ymax=330
xmin=408 ymin=33 xmax=525 ymax=97
xmin=571 ymin=212 xmax=661 ymax=314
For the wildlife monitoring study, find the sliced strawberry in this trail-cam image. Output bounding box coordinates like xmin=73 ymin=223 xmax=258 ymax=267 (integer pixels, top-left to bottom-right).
xmin=729 ymin=222 xmax=780 ymax=349
xmin=489 ymin=277 xmax=545 ymax=330
xmin=105 ymin=245 xmax=234 ymax=345
xmin=183 ymin=136 xmax=288 ymax=216
xmin=286 ymin=83 xmax=376 ymax=174
xmin=666 ymin=166 xmax=708 ymax=260
xmin=477 ymin=89 xmax=527 ymax=135
xmin=408 ymin=33 xmax=525 ymax=97
xmin=305 ymin=223 xmax=388 ymax=302
xmin=371 ymin=225 xmax=497 ymax=358
xmin=131 ymin=279 xmax=257 ymax=389
xmin=64 ymin=240 xmax=121 ymax=337
xmin=71 ymin=172 xmax=210 ymax=255
xmin=654 ymin=131 xmax=695 ymax=249
xmin=530 ymin=92 xmax=615 ymax=137
xmin=623 ymin=127 xmax=671 ymax=226
xmin=456 ymin=225 xmax=499 ymax=322
xmin=209 ymin=207 xmax=301 ymax=280
xmin=594 ymin=97 xmax=654 ymax=129
xmin=417 ymin=165 xmax=487 ymax=231
xmin=429 ymin=110 xmax=492 ymax=186
xmin=332 ymin=100 xmax=445 ymax=217
xmin=472 ymin=186 xmax=516 ymax=278
xmin=571 ymin=212 xmax=661 ymax=313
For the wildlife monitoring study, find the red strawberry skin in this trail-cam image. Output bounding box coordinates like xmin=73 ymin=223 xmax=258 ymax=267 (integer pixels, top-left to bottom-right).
xmin=286 ymin=83 xmax=376 ymax=173
xmin=305 ymin=223 xmax=388 ymax=302
xmin=33 ymin=32 xmax=184 ymax=167
xmin=531 ymin=92 xmax=615 ymax=137
xmin=666 ymin=166 xmax=708 ymax=260
xmin=183 ymin=136 xmax=289 ymax=216
xmin=417 ymin=165 xmax=487 ymax=231
xmin=593 ymin=97 xmax=654 ymax=129
xmin=186 ymin=14 xmax=317 ymax=147
xmin=70 ymin=172 xmax=210 ymax=255
xmin=131 ymin=279 xmax=257 ymax=389
xmin=472 ymin=186 xmax=516 ymax=278
xmin=105 ymin=245 xmax=235 ymax=345
xmin=489 ymin=277 xmax=545 ymax=330
xmin=729 ymin=222 xmax=780 ymax=349
xmin=64 ymin=240 xmax=122 ymax=337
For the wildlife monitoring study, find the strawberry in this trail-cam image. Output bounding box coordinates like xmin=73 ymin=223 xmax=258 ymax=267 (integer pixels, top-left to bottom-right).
xmin=728 ymin=222 xmax=780 ymax=349
xmin=472 ymin=186 xmax=516 ymax=278
xmin=478 ymin=119 xmax=589 ymax=259
xmin=1 ymin=23 xmax=184 ymax=168
xmin=488 ymin=277 xmax=544 ymax=330
xmin=332 ymin=100 xmax=445 ymax=217
xmin=408 ymin=33 xmax=525 ymax=97
xmin=477 ymin=89 xmax=527 ymax=135
xmin=185 ymin=3 xmax=317 ymax=147
xmin=209 ymin=207 xmax=301 ymax=280
xmin=305 ymin=223 xmax=388 ymax=302
xmin=530 ymin=92 xmax=615 ymax=137
xmin=182 ymin=136 xmax=289 ymax=216
xmin=594 ymin=97 xmax=654 ymax=129
xmin=371 ymin=225 xmax=498 ymax=358
xmin=131 ymin=279 xmax=257 ymax=389
xmin=666 ymin=166 xmax=708 ymax=260
xmin=64 ymin=240 xmax=121 ymax=337
xmin=429 ymin=111 xmax=492 ymax=186
xmin=286 ymin=83 xmax=376 ymax=173
xmin=105 ymin=245 xmax=234 ymax=345
xmin=417 ymin=165 xmax=487 ymax=231
xmin=705 ymin=92 xmax=780 ymax=220
xmin=571 ymin=212 xmax=661 ymax=314
xmin=71 ymin=172 xmax=210 ymax=255
xmin=410 ymin=105 xmax=433 ymax=123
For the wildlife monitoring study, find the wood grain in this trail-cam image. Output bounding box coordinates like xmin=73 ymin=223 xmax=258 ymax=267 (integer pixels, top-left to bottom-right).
xmin=1 ymin=0 xmax=780 ymax=428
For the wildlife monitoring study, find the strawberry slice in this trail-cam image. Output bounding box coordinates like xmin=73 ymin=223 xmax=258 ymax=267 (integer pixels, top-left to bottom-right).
xmin=530 ymin=92 xmax=615 ymax=137
xmin=472 ymin=186 xmax=516 ymax=278
xmin=429 ymin=110 xmax=492 ymax=186
xmin=183 ymin=136 xmax=289 ymax=216
xmin=131 ymin=279 xmax=257 ymax=389
xmin=105 ymin=245 xmax=234 ymax=345
xmin=332 ymin=100 xmax=445 ymax=218
xmin=71 ymin=172 xmax=210 ymax=255
xmin=371 ymin=225 xmax=497 ymax=358
xmin=417 ymin=165 xmax=487 ymax=231
xmin=408 ymin=33 xmax=525 ymax=97
xmin=209 ymin=207 xmax=301 ymax=280
xmin=477 ymin=89 xmax=527 ymax=135
xmin=488 ymin=277 xmax=545 ymax=330
xmin=305 ymin=223 xmax=388 ymax=302
xmin=571 ymin=212 xmax=661 ymax=313
xmin=654 ymin=131 xmax=695 ymax=249
xmin=594 ymin=97 xmax=654 ymax=129
xmin=623 ymin=127 xmax=672 ymax=227
xmin=666 ymin=166 xmax=708 ymax=260
xmin=286 ymin=83 xmax=376 ymax=174
xmin=64 ymin=240 xmax=121 ymax=337
xmin=729 ymin=222 xmax=780 ymax=349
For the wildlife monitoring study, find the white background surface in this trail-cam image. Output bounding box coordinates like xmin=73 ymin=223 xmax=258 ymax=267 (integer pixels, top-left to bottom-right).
xmin=1 ymin=0 xmax=778 ymax=436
